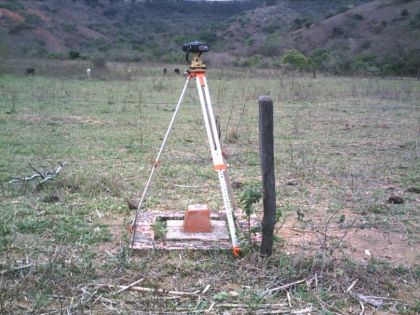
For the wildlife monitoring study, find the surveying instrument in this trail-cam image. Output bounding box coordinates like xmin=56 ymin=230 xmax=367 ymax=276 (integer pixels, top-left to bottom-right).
xmin=131 ymin=41 xmax=240 ymax=256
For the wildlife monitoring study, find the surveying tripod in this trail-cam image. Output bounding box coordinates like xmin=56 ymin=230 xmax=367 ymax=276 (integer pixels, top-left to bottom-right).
xmin=131 ymin=41 xmax=240 ymax=256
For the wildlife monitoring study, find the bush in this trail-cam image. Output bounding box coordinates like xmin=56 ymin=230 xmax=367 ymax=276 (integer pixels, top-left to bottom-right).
xmin=103 ymin=8 xmax=119 ymax=19
xmin=240 ymin=55 xmax=261 ymax=67
xmin=8 ymin=23 xmax=32 ymax=35
xmin=84 ymin=0 xmax=99 ymax=7
xmin=336 ymin=6 xmax=349 ymax=14
xmin=23 ymin=13 xmax=42 ymax=26
xmin=0 ymin=1 xmax=24 ymax=11
xmin=408 ymin=11 xmax=420 ymax=29
xmin=352 ymin=13 xmax=364 ymax=20
xmin=68 ymin=51 xmax=80 ymax=59
xmin=332 ymin=27 xmax=345 ymax=38
xmin=352 ymin=53 xmax=379 ymax=74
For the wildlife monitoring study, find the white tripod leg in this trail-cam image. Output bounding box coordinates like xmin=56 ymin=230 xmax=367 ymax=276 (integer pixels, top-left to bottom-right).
xmin=131 ymin=76 xmax=191 ymax=246
xmin=195 ymin=73 xmax=240 ymax=256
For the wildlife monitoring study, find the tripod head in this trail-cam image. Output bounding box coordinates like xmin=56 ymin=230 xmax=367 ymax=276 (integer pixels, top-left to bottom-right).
xmin=182 ymin=40 xmax=210 ymax=70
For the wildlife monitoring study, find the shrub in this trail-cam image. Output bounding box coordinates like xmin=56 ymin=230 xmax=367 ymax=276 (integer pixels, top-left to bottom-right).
xmin=401 ymin=9 xmax=409 ymax=17
xmin=0 ymin=1 xmax=24 ymax=11
xmin=84 ymin=0 xmax=99 ymax=7
xmin=8 ymin=23 xmax=32 ymax=35
xmin=241 ymin=55 xmax=260 ymax=67
xmin=23 ymin=13 xmax=42 ymax=26
xmin=336 ymin=6 xmax=349 ymax=14
xmin=103 ymin=8 xmax=119 ymax=19
xmin=360 ymin=41 xmax=371 ymax=49
xmin=408 ymin=11 xmax=420 ymax=29
xmin=332 ymin=27 xmax=345 ymax=37
xmin=68 ymin=51 xmax=80 ymax=59
xmin=352 ymin=13 xmax=364 ymax=20
xmin=352 ymin=53 xmax=379 ymax=74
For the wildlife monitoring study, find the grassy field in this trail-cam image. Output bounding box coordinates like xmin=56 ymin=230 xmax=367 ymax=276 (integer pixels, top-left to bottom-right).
xmin=0 ymin=61 xmax=419 ymax=314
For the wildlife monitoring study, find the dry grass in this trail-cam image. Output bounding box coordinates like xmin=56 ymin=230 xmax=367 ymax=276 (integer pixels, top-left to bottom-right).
xmin=0 ymin=61 xmax=419 ymax=314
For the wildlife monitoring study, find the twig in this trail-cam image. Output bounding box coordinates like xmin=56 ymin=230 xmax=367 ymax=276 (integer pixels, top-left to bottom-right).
xmin=9 ymin=162 xmax=66 ymax=188
xmin=97 ymin=284 xmax=199 ymax=296
xmin=174 ymin=184 xmax=199 ymax=188
xmin=114 ymin=278 xmax=144 ymax=294
xmin=266 ymin=278 xmax=310 ymax=295
xmin=202 ymin=284 xmax=211 ymax=294
xmin=0 ymin=263 xmax=33 ymax=275
xmin=219 ymin=303 xmax=287 ymax=309
xmin=359 ymin=300 xmax=365 ymax=315
xmin=206 ymin=301 xmax=215 ymax=312
xmin=346 ymin=279 xmax=358 ymax=292
xmin=350 ymin=291 xmax=383 ymax=308
xmin=255 ymin=306 xmax=313 ymax=314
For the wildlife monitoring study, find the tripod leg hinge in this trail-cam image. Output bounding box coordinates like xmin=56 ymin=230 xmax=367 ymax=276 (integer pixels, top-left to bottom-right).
xmin=213 ymin=163 xmax=227 ymax=171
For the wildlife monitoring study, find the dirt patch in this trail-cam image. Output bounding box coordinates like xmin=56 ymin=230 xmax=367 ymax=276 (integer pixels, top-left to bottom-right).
xmin=343 ymin=228 xmax=418 ymax=265
xmin=0 ymin=9 xmax=24 ymax=24
xmin=32 ymin=28 xmax=66 ymax=52
xmin=278 ymin=211 xmax=419 ymax=266
xmin=98 ymin=217 xmax=128 ymax=254
xmin=76 ymin=25 xmax=107 ymax=40
xmin=9 ymin=114 xmax=105 ymax=126
xmin=27 ymin=8 xmax=50 ymax=22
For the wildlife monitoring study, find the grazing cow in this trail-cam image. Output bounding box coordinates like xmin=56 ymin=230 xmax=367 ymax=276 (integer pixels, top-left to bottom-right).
xmin=174 ymin=68 xmax=180 ymax=75
xmin=25 ymin=68 xmax=35 ymax=75
xmin=163 ymin=68 xmax=167 ymax=76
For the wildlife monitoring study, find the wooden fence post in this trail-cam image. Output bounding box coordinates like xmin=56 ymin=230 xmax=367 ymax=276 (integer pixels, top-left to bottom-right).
xmin=258 ymin=96 xmax=276 ymax=257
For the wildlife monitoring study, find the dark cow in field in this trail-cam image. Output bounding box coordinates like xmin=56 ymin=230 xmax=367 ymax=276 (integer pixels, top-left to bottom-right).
xmin=25 ymin=68 xmax=35 ymax=75
xmin=174 ymin=68 xmax=180 ymax=75
xmin=163 ymin=68 xmax=167 ymax=76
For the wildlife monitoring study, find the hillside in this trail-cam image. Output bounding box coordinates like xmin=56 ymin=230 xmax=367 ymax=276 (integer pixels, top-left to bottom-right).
xmin=0 ymin=0 xmax=260 ymax=62
xmin=0 ymin=0 xmax=419 ymax=75
xmin=285 ymin=0 xmax=420 ymax=75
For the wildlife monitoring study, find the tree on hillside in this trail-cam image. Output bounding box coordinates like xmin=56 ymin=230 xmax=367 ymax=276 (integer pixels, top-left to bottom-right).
xmin=281 ymin=49 xmax=309 ymax=70
xmin=309 ymin=49 xmax=330 ymax=77
xmin=281 ymin=49 xmax=319 ymax=77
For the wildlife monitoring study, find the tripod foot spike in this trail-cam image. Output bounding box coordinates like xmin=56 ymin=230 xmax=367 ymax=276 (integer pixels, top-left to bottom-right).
xmin=233 ymin=246 xmax=241 ymax=257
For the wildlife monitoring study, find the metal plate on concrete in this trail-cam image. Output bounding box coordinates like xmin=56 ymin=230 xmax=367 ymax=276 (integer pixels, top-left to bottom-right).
xmin=166 ymin=220 xmax=229 ymax=241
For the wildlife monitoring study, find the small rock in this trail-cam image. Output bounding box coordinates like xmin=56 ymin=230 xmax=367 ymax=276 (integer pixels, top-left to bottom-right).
xmin=127 ymin=199 xmax=139 ymax=210
xmin=406 ymin=187 xmax=420 ymax=194
xmin=231 ymin=181 xmax=244 ymax=189
xmin=42 ymin=194 xmax=61 ymax=203
xmin=286 ymin=179 xmax=298 ymax=186
xmin=387 ymin=196 xmax=404 ymax=204
xmin=364 ymin=250 xmax=371 ymax=256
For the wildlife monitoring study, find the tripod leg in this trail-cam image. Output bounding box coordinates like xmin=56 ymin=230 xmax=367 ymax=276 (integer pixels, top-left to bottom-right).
xmin=131 ymin=76 xmax=191 ymax=246
xmin=195 ymin=73 xmax=240 ymax=256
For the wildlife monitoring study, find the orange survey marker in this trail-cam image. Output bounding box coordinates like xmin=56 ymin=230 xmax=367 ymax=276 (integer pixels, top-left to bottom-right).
xmin=183 ymin=204 xmax=213 ymax=233
xmin=131 ymin=41 xmax=240 ymax=257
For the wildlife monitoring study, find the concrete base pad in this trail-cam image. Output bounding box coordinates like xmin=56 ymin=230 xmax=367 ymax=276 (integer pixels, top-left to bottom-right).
xmin=166 ymin=220 xmax=229 ymax=241
xmin=130 ymin=210 xmax=261 ymax=252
